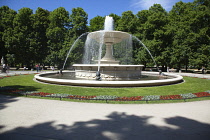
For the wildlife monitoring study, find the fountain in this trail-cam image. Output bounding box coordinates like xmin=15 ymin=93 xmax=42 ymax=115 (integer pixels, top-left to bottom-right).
xmin=34 ymin=16 xmax=183 ymax=87
xmin=73 ymin=16 xmax=143 ymax=80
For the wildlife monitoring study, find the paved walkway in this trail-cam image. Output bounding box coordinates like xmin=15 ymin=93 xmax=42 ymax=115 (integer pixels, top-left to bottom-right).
xmin=0 ymin=95 xmax=210 ymax=140
xmin=170 ymin=72 xmax=210 ymax=79
xmin=0 ymin=70 xmax=41 ymax=76
xmin=0 ymin=71 xmax=210 ymax=140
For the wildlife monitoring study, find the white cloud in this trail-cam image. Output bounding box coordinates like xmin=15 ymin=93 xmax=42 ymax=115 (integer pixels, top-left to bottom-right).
xmin=130 ymin=0 xmax=178 ymax=11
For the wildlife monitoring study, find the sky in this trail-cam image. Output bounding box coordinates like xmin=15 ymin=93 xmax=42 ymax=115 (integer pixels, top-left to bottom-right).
xmin=1 ymin=0 xmax=194 ymax=23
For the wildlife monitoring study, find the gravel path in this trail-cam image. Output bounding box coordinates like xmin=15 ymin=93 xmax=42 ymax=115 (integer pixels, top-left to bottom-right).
xmin=0 ymin=95 xmax=210 ymax=140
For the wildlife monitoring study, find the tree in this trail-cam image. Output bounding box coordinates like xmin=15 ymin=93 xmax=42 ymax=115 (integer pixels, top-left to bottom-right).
xmin=61 ymin=7 xmax=88 ymax=69
xmin=116 ymin=11 xmax=137 ymax=34
xmin=168 ymin=2 xmax=193 ymax=71
xmin=69 ymin=7 xmax=88 ymax=37
xmin=5 ymin=7 xmax=34 ymax=67
xmin=32 ymin=7 xmax=50 ymax=66
xmin=46 ymin=7 xmax=70 ymax=68
xmin=168 ymin=1 xmax=210 ymax=70
xmin=89 ymin=16 xmax=104 ymax=32
xmin=0 ymin=6 xmax=16 ymax=65
xmin=134 ymin=4 xmax=169 ymax=70
xmin=188 ymin=0 xmax=210 ymax=68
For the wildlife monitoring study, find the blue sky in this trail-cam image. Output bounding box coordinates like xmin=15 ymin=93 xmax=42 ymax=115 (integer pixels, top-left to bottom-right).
xmin=1 ymin=0 xmax=194 ymax=22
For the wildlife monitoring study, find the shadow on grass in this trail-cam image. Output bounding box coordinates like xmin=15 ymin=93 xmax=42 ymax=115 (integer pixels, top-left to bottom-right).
xmin=0 ymin=112 xmax=210 ymax=140
xmin=0 ymin=85 xmax=40 ymax=110
xmin=4 ymin=85 xmax=40 ymax=91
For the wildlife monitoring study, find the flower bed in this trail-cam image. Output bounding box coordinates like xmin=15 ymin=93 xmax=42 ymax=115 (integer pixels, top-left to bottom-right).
xmin=193 ymin=92 xmax=210 ymax=97
xmin=1 ymin=86 xmax=210 ymax=102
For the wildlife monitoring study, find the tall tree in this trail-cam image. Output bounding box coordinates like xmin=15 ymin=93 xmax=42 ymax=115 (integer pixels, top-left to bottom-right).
xmin=61 ymin=7 xmax=88 ymax=68
xmin=32 ymin=7 xmax=50 ymax=65
xmin=0 ymin=6 xmax=16 ymax=65
xmin=135 ymin=4 xmax=169 ymax=70
xmin=133 ymin=10 xmax=151 ymax=67
xmin=116 ymin=11 xmax=137 ymax=34
xmin=168 ymin=1 xmax=208 ymax=70
xmin=46 ymin=7 xmax=70 ymax=67
xmin=188 ymin=0 xmax=210 ymax=69
xmin=69 ymin=7 xmax=88 ymax=37
xmin=89 ymin=16 xmax=104 ymax=32
xmin=7 ymin=7 xmax=33 ymax=67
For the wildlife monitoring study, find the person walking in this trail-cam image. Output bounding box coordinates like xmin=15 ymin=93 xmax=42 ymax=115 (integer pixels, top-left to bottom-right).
xmin=36 ymin=64 xmax=39 ymax=72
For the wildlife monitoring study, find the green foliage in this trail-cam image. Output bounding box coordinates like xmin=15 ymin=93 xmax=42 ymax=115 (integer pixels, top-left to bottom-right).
xmin=69 ymin=7 xmax=88 ymax=37
xmin=11 ymin=7 xmax=34 ymax=66
xmin=89 ymin=16 xmax=104 ymax=31
xmin=32 ymin=7 xmax=50 ymax=65
xmin=0 ymin=6 xmax=17 ymax=64
xmin=168 ymin=1 xmax=210 ymax=70
xmin=116 ymin=11 xmax=137 ymax=34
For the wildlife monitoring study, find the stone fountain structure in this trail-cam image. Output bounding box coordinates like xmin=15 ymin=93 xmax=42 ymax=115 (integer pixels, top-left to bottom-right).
xmin=34 ymin=16 xmax=183 ymax=87
xmin=73 ymin=16 xmax=144 ymax=80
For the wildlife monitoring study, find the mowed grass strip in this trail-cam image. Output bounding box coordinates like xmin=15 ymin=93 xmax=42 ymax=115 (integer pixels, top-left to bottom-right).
xmin=0 ymin=74 xmax=210 ymax=97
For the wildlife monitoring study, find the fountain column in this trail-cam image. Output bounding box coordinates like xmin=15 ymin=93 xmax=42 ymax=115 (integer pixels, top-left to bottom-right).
xmin=100 ymin=42 xmax=120 ymax=64
xmin=102 ymin=43 xmax=114 ymax=61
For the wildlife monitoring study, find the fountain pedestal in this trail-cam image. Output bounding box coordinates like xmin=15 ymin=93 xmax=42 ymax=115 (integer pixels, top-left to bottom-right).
xmin=100 ymin=42 xmax=119 ymax=64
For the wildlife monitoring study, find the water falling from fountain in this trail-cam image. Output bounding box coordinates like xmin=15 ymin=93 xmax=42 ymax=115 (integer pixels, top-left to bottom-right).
xmin=62 ymin=32 xmax=89 ymax=70
xmin=97 ymin=32 xmax=105 ymax=71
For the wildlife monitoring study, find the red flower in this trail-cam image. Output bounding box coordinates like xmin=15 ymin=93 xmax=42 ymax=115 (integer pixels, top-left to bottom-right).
xmin=30 ymin=92 xmax=52 ymax=96
xmin=193 ymin=92 xmax=210 ymax=97
xmin=115 ymin=96 xmax=143 ymax=101
xmin=160 ymin=95 xmax=182 ymax=100
xmin=160 ymin=95 xmax=171 ymax=100
xmin=70 ymin=95 xmax=96 ymax=100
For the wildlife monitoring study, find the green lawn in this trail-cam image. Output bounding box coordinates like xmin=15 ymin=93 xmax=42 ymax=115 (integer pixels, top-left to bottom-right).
xmin=0 ymin=74 xmax=210 ymax=98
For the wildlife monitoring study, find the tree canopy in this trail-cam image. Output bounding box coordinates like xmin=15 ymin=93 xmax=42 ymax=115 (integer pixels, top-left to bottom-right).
xmin=0 ymin=0 xmax=209 ymax=70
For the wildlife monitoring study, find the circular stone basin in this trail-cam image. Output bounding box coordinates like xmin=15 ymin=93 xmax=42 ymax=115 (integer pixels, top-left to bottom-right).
xmin=88 ymin=31 xmax=131 ymax=44
xmin=34 ymin=71 xmax=183 ymax=87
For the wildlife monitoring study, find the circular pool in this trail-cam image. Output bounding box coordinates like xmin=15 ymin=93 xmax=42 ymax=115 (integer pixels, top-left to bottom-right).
xmin=34 ymin=71 xmax=183 ymax=87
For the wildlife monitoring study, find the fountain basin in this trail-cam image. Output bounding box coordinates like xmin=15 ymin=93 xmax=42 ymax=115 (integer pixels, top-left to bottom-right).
xmin=34 ymin=72 xmax=183 ymax=87
xmin=88 ymin=31 xmax=131 ymax=44
xmin=73 ymin=64 xmax=144 ymax=79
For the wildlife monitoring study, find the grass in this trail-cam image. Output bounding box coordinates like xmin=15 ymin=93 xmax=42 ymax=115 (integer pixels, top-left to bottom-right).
xmin=0 ymin=74 xmax=210 ymax=103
